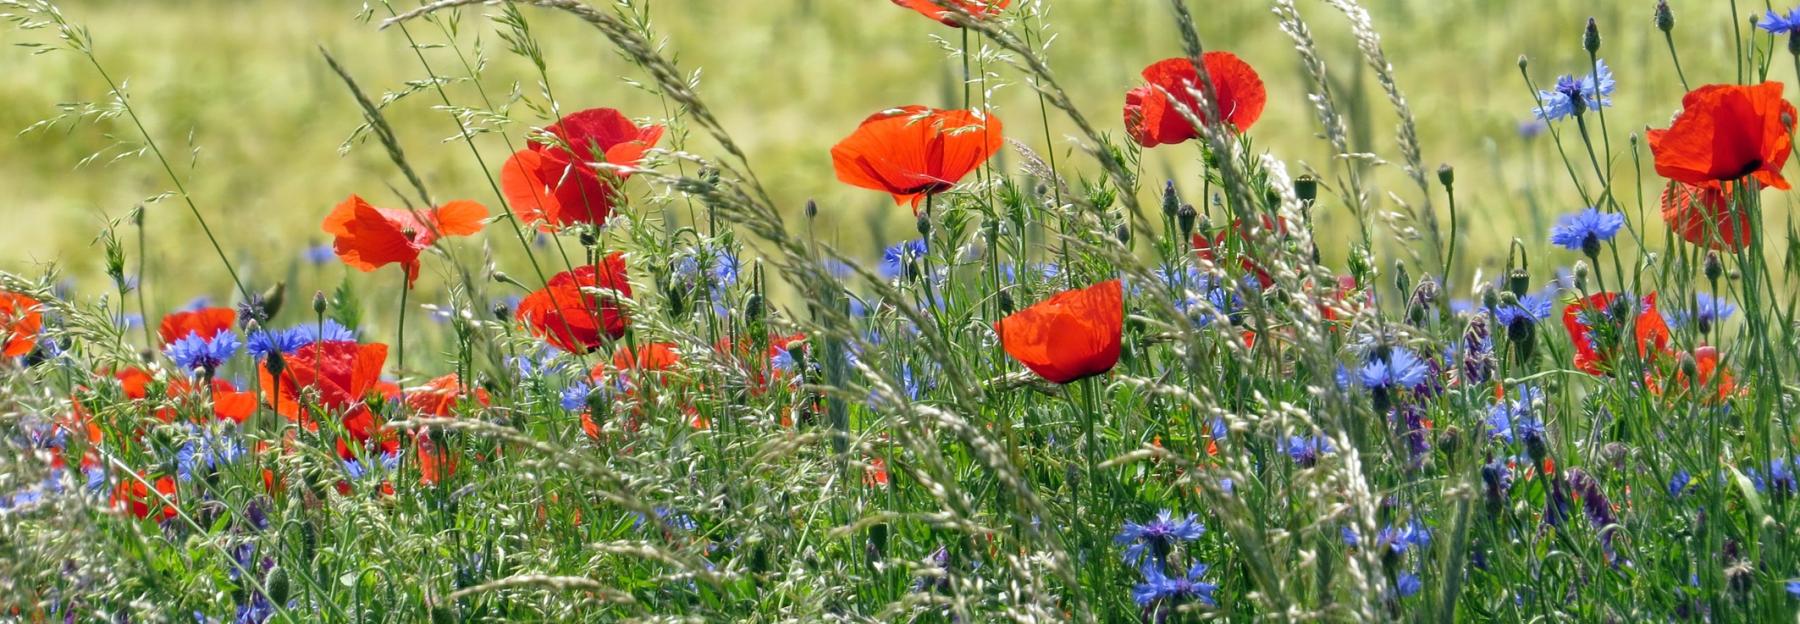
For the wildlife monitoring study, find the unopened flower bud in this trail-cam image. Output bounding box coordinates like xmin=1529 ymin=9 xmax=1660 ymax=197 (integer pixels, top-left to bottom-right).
xmin=1177 ymin=203 xmax=1197 ymax=237
xmin=1115 ymin=222 xmax=1131 ymax=246
xmin=1678 ymin=352 xmax=1699 ymax=380
xmin=491 ymin=301 xmax=512 ymax=322
xmin=312 ymin=290 xmax=327 ymax=315
xmin=1161 ymin=180 xmax=1180 ymax=217
xmin=1479 ymin=284 xmax=1499 ymax=310
xmin=578 ymin=230 xmax=597 ymax=248
xmin=1704 ymin=251 xmax=1723 ymax=281
xmin=1393 ymin=262 xmax=1411 ymax=299
xmin=1518 ymin=55 xmax=1529 ymax=71
xmin=1437 ymin=164 xmax=1455 ymax=188
xmin=1654 ymin=0 xmax=1674 ymax=33
xmin=1572 ymin=262 xmax=1590 ymax=290
xmin=1583 ymin=18 xmax=1601 ymax=55
xmin=805 ymin=199 xmax=818 ymax=219
xmin=997 ymin=288 xmax=1015 ymax=315
xmin=916 ymin=214 xmax=932 ymax=238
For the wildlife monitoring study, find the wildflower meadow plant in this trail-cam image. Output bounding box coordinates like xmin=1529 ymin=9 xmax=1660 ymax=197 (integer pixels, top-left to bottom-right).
xmin=2 ymin=0 xmax=1800 ymax=621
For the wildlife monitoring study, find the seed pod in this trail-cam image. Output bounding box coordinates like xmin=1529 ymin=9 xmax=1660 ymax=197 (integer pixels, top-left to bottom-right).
xmin=1508 ymin=268 xmax=1531 ymax=297
xmin=1295 ymin=175 xmax=1319 ymax=202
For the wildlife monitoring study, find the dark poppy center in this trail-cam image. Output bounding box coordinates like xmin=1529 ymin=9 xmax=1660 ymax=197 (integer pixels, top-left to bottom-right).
xmin=1737 ymin=158 xmax=1763 ymax=178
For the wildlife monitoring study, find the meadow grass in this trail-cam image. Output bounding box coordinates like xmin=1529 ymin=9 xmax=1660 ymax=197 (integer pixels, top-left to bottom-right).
xmin=0 ymin=0 xmax=1798 ymax=621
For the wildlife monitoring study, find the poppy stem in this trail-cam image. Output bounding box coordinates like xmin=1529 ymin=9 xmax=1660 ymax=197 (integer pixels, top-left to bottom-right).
xmin=396 ymin=268 xmax=409 ymax=401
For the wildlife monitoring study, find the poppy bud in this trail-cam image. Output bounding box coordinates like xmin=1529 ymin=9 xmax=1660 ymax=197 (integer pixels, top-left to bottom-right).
xmin=1704 ymin=251 xmax=1723 ymax=281
xmin=262 ymin=281 xmax=287 ymax=320
xmin=1572 ymin=262 xmax=1590 ymax=291
xmin=805 ymin=199 xmax=818 ymax=219
xmin=1508 ymin=268 xmax=1530 ymax=297
xmin=1478 ymin=283 xmax=1499 ymax=311
xmin=1655 ymin=0 xmax=1674 ymax=33
xmin=491 ymin=301 xmax=511 ymax=322
xmin=1517 ymin=55 xmax=1529 ymax=71
xmin=1393 ymin=262 xmax=1411 ymax=300
xmin=1115 ymin=222 xmax=1131 ymax=246
xmin=266 ymin=565 xmax=290 ymax=606
xmin=578 ymin=230 xmax=598 ymax=248
xmin=1295 ymin=175 xmax=1318 ymax=202
xmin=1678 ymin=351 xmax=1699 ymax=380
xmin=312 ymin=290 xmax=327 ymax=316
xmin=997 ymin=288 xmax=1014 ymax=315
xmin=1161 ymin=180 xmax=1180 ymax=217
xmin=1583 ymin=18 xmax=1601 ymax=55
xmin=1436 ymin=164 xmax=1454 ymax=188
xmin=746 ymin=292 xmax=764 ymax=321
xmin=1177 ymin=203 xmax=1197 ymax=237
xmin=916 ymin=214 xmax=932 ymax=238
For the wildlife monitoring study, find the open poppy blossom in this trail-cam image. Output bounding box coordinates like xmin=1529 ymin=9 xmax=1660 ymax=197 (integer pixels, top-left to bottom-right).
xmin=159 ymin=376 xmax=257 ymax=424
xmin=831 ymin=105 xmax=1003 ymax=212
xmin=259 ymin=340 xmax=389 ymax=424
xmin=891 ymin=0 xmax=1010 ymax=26
xmin=1652 ymin=345 xmax=1737 ymax=404
xmin=0 ymin=290 xmax=42 ymax=357
xmin=1647 ymin=82 xmax=1795 ymax=190
xmin=112 ymin=474 xmax=178 ymax=522
xmin=517 ymin=254 xmax=633 ymax=354
xmin=995 ymin=280 xmax=1123 ymax=384
xmin=406 ymin=373 xmax=491 ymax=417
xmin=158 ymin=307 xmax=236 ymax=345
xmin=1562 ymin=292 xmax=1671 ymax=376
xmin=322 ymin=194 xmax=487 ymax=288
xmin=500 ymin=107 xmax=663 ymax=231
xmin=1660 ymin=181 xmax=1752 ymax=251
xmin=1124 ymin=53 xmax=1266 ymax=148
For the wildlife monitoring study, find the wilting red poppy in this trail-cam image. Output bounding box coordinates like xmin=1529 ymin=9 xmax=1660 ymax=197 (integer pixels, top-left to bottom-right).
xmin=831 ymin=105 xmax=1003 ymax=212
xmin=0 ymin=291 xmax=42 ymax=357
xmin=405 ymin=373 xmax=491 ymax=417
xmin=113 ymin=474 xmax=178 ymax=521
xmin=517 ymin=254 xmax=633 ymax=353
xmin=158 ymin=307 xmax=235 ymax=345
xmin=1124 ymin=53 xmax=1266 ymax=148
xmin=891 ymin=0 xmax=1009 ymax=26
xmin=1660 ymin=181 xmax=1752 ymax=251
xmin=994 ymin=280 xmax=1123 ymax=384
xmin=500 ymin=107 xmax=663 ymax=231
xmin=322 ymin=194 xmax=487 ymax=288
xmin=1647 ymin=82 xmax=1795 ymax=190
xmin=259 ymin=340 xmax=389 ymax=423
xmin=1562 ymin=292 xmax=1671 ymax=376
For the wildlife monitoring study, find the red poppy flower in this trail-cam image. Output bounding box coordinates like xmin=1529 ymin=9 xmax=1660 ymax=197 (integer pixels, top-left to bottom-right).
xmin=1660 ymin=181 xmax=1752 ymax=251
xmin=1647 ymin=82 xmax=1795 ymax=190
xmin=831 ymin=105 xmax=1003 ymax=212
xmin=0 ymin=290 xmax=42 ymax=357
xmin=500 ymin=107 xmax=663 ymax=231
xmin=517 ymin=254 xmax=633 ymax=353
xmin=606 ymin=341 xmax=682 ymax=381
xmin=1191 ymin=215 xmax=1289 ymax=288
xmin=891 ymin=0 xmax=1010 ymax=26
xmin=1561 ymin=292 xmax=1671 ymax=376
xmin=712 ymin=332 xmax=807 ymax=391
xmin=162 ymin=376 xmax=257 ymax=424
xmin=338 ymin=407 xmax=399 ymax=461
xmin=113 ymin=474 xmax=178 ymax=521
xmin=994 ymin=280 xmax=1123 ymax=384
xmin=1124 ymin=53 xmax=1266 ymax=148
xmin=259 ymin=340 xmax=389 ymax=422
xmin=406 ymin=373 xmax=490 ymax=417
xmin=116 ymin=366 xmax=154 ymax=400
xmin=322 ymin=194 xmax=487 ymax=288
xmin=158 ymin=307 xmax=236 ymax=345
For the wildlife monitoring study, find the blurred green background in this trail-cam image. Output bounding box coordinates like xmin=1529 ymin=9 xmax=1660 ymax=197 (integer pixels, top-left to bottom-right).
xmin=0 ymin=0 xmax=1767 ymax=311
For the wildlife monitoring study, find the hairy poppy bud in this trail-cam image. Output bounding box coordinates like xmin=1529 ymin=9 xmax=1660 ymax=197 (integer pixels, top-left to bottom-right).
xmin=745 ymin=292 xmax=764 ymax=321
xmin=578 ymin=230 xmax=598 ymax=248
xmin=1479 ymin=283 xmax=1499 ymax=311
xmin=1704 ymin=251 xmax=1723 ymax=282
xmin=1393 ymin=262 xmax=1411 ymax=300
xmin=262 ymin=281 xmax=287 ymax=320
xmin=312 ymin=290 xmax=327 ymax=316
xmin=1583 ymin=18 xmax=1601 ymax=55
xmin=1177 ymin=203 xmax=1197 ymax=237
xmin=1436 ymin=164 xmax=1454 ymax=188
xmin=916 ymin=214 xmax=932 ymax=238
xmin=1161 ymin=180 xmax=1180 ymax=217
xmin=997 ymin=288 xmax=1014 ymax=315
xmin=1115 ymin=222 xmax=1131 ymax=246
xmin=1508 ymin=268 xmax=1530 ymax=297
xmin=491 ymin=301 xmax=512 ymax=322
xmin=1655 ymin=0 xmax=1674 ymax=33
xmin=1572 ymin=262 xmax=1590 ymax=291
xmin=1678 ymin=351 xmax=1699 ymax=380
xmin=1517 ymin=55 xmax=1529 ymax=71
xmin=805 ymin=199 xmax=818 ymax=219
xmin=1295 ymin=175 xmax=1318 ymax=202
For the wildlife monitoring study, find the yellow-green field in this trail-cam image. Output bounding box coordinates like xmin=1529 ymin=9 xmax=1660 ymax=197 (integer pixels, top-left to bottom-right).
xmin=0 ymin=0 xmax=1760 ymax=305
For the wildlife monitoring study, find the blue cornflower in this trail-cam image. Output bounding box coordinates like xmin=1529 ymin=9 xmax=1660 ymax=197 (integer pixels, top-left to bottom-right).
xmin=166 ymin=332 xmax=240 ymax=374
xmin=1668 ymin=469 xmax=1692 ymax=498
xmin=290 ymin=319 xmax=356 ymax=345
xmin=633 ymin=506 xmax=697 ymax=532
xmin=1788 ymin=579 xmax=1800 ymax=598
xmin=879 ymin=239 xmax=929 ymax=280
xmin=1395 ymin=572 xmax=1423 ymax=598
xmin=1549 ymin=208 xmax=1625 ymax=254
xmin=1487 ymin=386 xmax=1543 ymax=444
xmin=1285 ymin=435 xmax=1334 ymax=467
xmin=304 ymin=243 xmax=336 ymax=266
xmin=1533 ymin=59 xmax=1615 ymax=121
xmin=560 ymin=381 xmax=594 ymax=412
xmin=1359 ymin=347 xmax=1428 ymax=391
xmin=1376 ymin=519 xmax=1431 ymax=555
xmin=245 ymin=328 xmax=307 ymax=361
xmin=1132 ymin=561 xmax=1217 ymax=609
xmin=1493 ymin=293 xmax=1553 ymax=328
xmin=771 ymin=346 xmax=796 ymax=374
xmin=1517 ymin=119 xmax=1548 ymax=139
xmin=1759 ymin=8 xmax=1800 ymax=34
xmin=1666 ymin=292 xmax=1737 ymax=330
xmin=1115 ymin=510 xmax=1205 ymax=565
xmin=1753 ymin=457 xmax=1796 ymax=494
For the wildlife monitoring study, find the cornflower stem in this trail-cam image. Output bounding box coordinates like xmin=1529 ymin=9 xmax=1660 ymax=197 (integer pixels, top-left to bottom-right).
xmin=396 ymin=267 xmax=409 ymax=402
xmin=134 ymin=214 xmax=153 ymax=350
xmin=1662 ymin=30 xmax=1692 ymax=91
xmin=1571 ymin=113 xmax=1607 ymax=189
